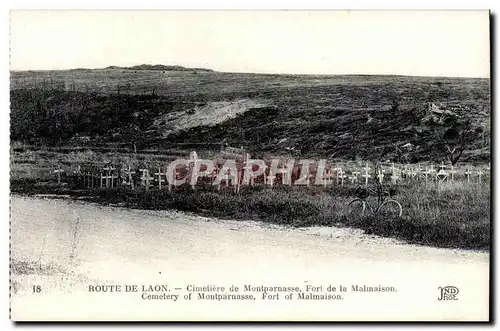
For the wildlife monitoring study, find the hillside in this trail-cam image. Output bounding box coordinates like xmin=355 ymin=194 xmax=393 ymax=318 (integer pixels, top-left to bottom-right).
xmin=10 ymin=70 xmax=490 ymax=164
xmin=104 ymin=64 xmax=214 ymax=72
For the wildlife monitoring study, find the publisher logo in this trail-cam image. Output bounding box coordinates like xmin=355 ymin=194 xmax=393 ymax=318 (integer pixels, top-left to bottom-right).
xmin=438 ymin=286 xmax=459 ymax=301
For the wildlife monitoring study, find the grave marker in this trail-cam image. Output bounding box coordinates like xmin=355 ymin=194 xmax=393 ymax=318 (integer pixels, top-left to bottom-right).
xmin=280 ymin=163 xmax=293 ymax=186
xmin=103 ymin=166 xmax=116 ymax=188
xmin=54 ymin=166 xmax=64 ymax=185
xmin=154 ymin=167 xmax=166 ymax=190
xmin=409 ymin=166 xmax=418 ymax=180
xmin=436 ymin=161 xmax=449 ymax=183
xmin=422 ymin=166 xmax=429 ymax=182
xmin=416 ymin=164 xmax=423 ymax=181
xmin=465 ymin=167 xmax=472 ymax=183
xmin=139 ymin=169 xmax=154 ymax=190
xmin=377 ymin=168 xmax=384 ymax=184
xmin=391 ymin=163 xmax=399 ymax=184
xmin=449 ymin=165 xmax=457 ymax=182
xmin=349 ymin=171 xmax=360 ymax=184
xmin=123 ymin=166 xmax=135 ymax=189
xmin=266 ymin=171 xmax=276 ymax=188
xmin=428 ymin=164 xmax=437 ymax=181
xmin=323 ymin=169 xmax=335 ymax=187
xmin=362 ymin=163 xmax=371 ymax=186
xmin=477 ymin=168 xmax=484 ymax=184
xmin=337 ymin=168 xmax=347 ymax=186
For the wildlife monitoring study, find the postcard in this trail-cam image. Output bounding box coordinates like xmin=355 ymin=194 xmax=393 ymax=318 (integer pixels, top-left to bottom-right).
xmin=9 ymin=10 xmax=491 ymax=321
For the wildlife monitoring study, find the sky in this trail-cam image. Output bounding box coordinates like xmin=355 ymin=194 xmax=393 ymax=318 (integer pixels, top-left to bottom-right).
xmin=10 ymin=10 xmax=490 ymax=77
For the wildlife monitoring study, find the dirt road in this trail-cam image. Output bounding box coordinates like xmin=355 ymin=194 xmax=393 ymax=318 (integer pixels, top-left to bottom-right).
xmin=10 ymin=196 xmax=489 ymax=321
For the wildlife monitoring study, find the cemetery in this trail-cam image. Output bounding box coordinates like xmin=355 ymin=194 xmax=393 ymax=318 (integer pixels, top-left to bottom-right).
xmin=44 ymin=151 xmax=490 ymax=192
xmin=9 ymin=70 xmax=490 ymax=250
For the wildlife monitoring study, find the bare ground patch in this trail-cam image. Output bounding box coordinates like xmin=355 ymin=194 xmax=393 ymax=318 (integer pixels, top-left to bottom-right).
xmin=153 ymin=99 xmax=268 ymax=136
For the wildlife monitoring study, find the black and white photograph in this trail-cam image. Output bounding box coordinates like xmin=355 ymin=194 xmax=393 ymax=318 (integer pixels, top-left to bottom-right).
xmin=9 ymin=10 xmax=491 ymax=321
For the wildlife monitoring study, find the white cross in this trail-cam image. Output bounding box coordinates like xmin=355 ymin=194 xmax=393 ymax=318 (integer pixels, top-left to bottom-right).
xmin=477 ymin=168 xmax=484 ymax=184
xmin=464 ymin=167 xmax=472 ymax=183
xmin=401 ymin=165 xmax=409 ymax=179
xmin=409 ymin=166 xmax=417 ymax=179
xmin=154 ymin=167 xmax=166 ymax=190
xmin=391 ymin=163 xmax=399 ymax=184
xmin=436 ymin=161 xmax=448 ymax=182
xmin=422 ymin=166 xmax=430 ymax=182
xmin=349 ymin=171 xmax=360 ymax=184
xmin=103 ymin=166 xmax=116 ymax=188
xmin=448 ymin=165 xmax=457 ymax=182
xmin=322 ymin=169 xmax=334 ymax=187
xmin=337 ymin=168 xmax=347 ymax=186
xmin=428 ymin=164 xmax=437 ymax=178
xmin=54 ymin=166 xmax=64 ymax=184
xmin=416 ymin=164 xmax=423 ymax=181
xmin=332 ymin=167 xmax=339 ymax=185
xmin=266 ymin=174 xmax=276 ymax=188
xmin=123 ymin=166 xmax=135 ymax=189
xmin=362 ymin=163 xmax=371 ymax=186
xmin=377 ymin=168 xmax=385 ymax=184
xmin=109 ymin=173 xmax=118 ymax=188
xmin=139 ymin=169 xmax=154 ymax=190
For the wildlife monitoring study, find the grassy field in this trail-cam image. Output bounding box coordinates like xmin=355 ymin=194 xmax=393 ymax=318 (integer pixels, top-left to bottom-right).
xmin=9 ymin=69 xmax=491 ymax=251
xmin=10 ymin=176 xmax=490 ymax=251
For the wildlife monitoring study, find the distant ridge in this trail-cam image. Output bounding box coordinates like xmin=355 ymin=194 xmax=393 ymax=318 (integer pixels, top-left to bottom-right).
xmin=105 ymin=64 xmax=214 ymax=72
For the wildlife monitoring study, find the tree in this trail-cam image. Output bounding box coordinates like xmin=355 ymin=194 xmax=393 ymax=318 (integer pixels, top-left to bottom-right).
xmin=442 ymin=121 xmax=480 ymax=165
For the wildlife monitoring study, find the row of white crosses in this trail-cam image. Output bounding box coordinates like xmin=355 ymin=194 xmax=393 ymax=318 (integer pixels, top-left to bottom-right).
xmin=464 ymin=164 xmax=489 ymax=184
xmin=353 ymin=162 xmax=410 ymax=186
xmin=137 ymin=166 xmax=178 ymax=191
xmin=143 ymin=151 xmax=197 ymax=191
xmin=73 ymin=165 xmax=97 ymax=188
xmin=400 ymin=162 xmax=488 ymax=184
xmin=60 ymin=164 xmax=119 ymax=188
xmin=316 ymin=161 xmax=486 ymax=187
xmin=57 ymin=157 xmax=490 ymax=189
xmin=101 ymin=165 xmax=118 ymax=188
xmin=81 ymin=171 xmax=104 ymax=189
xmin=130 ymin=151 xmax=234 ymax=192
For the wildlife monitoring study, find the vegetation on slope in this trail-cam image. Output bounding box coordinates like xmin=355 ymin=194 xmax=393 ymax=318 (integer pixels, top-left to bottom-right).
xmin=10 ymin=72 xmax=490 ymax=164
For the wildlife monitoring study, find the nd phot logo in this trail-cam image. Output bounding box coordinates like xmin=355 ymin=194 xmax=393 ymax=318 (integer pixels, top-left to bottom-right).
xmin=438 ymin=286 xmax=459 ymax=301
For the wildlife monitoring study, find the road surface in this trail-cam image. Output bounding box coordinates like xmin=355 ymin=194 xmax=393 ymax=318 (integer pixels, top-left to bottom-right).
xmin=10 ymin=196 xmax=489 ymax=321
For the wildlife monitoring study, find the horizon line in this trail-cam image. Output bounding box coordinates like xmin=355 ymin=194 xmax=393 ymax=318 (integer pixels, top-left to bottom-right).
xmin=9 ymin=65 xmax=490 ymax=80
